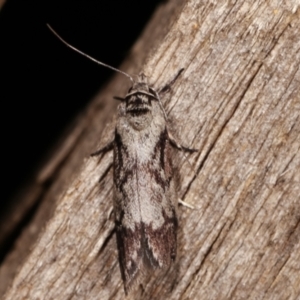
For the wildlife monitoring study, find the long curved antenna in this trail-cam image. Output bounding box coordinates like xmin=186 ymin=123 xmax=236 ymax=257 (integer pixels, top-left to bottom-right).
xmin=47 ymin=24 xmax=134 ymax=83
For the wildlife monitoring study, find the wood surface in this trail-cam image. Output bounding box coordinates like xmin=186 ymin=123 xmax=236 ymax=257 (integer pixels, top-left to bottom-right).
xmin=1 ymin=0 xmax=300 ymax=299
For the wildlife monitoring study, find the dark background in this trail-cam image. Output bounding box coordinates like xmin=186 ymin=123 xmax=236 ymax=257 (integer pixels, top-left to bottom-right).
xmin=0 ymin=1 xmax=161 ymax=213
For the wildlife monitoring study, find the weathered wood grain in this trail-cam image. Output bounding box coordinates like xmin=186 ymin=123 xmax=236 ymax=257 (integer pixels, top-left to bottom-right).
xmin=2 ymin=0 xmax=299 ymax=299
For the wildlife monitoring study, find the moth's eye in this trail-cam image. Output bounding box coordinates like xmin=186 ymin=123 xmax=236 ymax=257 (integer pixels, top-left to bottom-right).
xmin=128 ymin=87 xmax=133 ymax=93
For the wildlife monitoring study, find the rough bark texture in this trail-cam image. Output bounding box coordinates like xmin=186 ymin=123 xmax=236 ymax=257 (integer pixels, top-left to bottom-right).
xmin=1 ymin=0 xmax=300 ymax=299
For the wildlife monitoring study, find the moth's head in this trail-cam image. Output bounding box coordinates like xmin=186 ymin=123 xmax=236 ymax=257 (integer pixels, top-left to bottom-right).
xmin=125 ymin=73 xmax=158 ymax=117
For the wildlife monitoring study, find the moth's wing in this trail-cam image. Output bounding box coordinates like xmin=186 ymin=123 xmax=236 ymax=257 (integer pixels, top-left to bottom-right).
xmin=113 ymin=128 xmax=178 ymax=292
xmin=143 ymin=209 xmax=178 ymax=268
xmin=113 ymin=131 xmax=145 ymax=291
xmin=115 ymin=212 xmax=177 ymax=292
xmin=142 ymin=131 xmax=178 ymax=268
xmin=115 ymin=221 xmax=144 ymax=292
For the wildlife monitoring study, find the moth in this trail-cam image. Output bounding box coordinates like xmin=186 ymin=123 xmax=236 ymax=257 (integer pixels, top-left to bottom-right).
xmin=48 ymin=25 xmax=197 ymax=293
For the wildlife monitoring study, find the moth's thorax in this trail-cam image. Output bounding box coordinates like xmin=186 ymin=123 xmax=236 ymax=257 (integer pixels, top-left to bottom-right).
xmin=122 ymin=73 xmax=158 ymax=131
xmin=117 ymin=100 xmax=165 ymax=144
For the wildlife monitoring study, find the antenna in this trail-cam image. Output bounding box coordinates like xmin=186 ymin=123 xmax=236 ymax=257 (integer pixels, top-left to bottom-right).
xmin=47 ymin=24 xmax=134 ymax=83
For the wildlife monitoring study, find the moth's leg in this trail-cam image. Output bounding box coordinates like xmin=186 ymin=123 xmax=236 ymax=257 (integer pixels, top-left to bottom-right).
xmin=178 ymin=198 xmax=195 ymax=209
xmin=96 ymin=160 xmax=114 ymax=184
xmin=107 ymin=205 xmax=114 ymax=220
xmin=152 ymin=89 xmax=168 ymax=121
xmin=90 ymin=140 xmax=114 ymax=156
xmin=158 ymin=68 xmax=185 ymax=94
xmin=168 ymin=129 xmax=198 ymax=210
xmin=150 ymin=69 xmax=185 ymax=121
xmin=168 ymin=130 xmax=198 ymax=153
xmin=113 ymin=96 xmax=125 ymax=101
